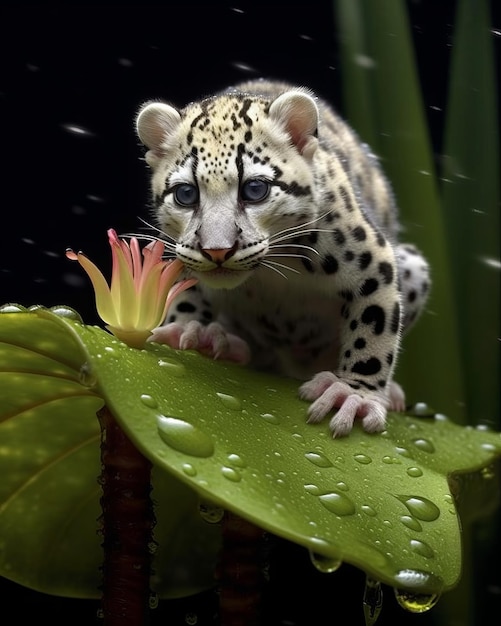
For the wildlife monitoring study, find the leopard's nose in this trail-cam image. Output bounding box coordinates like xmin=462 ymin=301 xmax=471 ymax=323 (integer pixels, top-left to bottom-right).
xmin=200 ymin=243 xmax=238 ymax=265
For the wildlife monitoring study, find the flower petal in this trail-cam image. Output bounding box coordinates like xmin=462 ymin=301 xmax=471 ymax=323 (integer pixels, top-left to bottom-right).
xmin=65 ymin=249 xmax=118 ymax=325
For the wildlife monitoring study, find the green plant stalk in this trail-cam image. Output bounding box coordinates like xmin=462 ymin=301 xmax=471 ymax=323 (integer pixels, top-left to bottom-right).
xmin=438 ymin=1 xmax=500 ymax=624
xmin=441 ymin=0 xmax=500 ymax=428
xmin=334 ymin=0 xmax=465 ymax=421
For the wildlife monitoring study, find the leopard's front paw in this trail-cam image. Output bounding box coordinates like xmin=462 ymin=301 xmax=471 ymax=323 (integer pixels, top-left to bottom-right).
xmin=149 ymin=320 xmax=251 ymax=364
xmin=299 ymin=371 xmax=389 ymax=437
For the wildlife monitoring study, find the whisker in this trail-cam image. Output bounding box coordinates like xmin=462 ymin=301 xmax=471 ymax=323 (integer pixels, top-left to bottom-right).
xmin=268 ymin=243 xmax=320 ymax=256
xmin=260 ymin=261 xmax=289 ymax=280
xmin=269 ymin=208 xmax=337 ymax=243
xmin=267 ymin=253 xmax=310 ymax=262
xmin=262 ymin=259 xmax=301 ymax=275
xmin=270 ymin=228 xmax=334 ymax=245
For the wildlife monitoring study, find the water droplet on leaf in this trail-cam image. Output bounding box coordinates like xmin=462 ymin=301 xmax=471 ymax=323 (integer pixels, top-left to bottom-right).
xmin=157 ymin=359 xmax=186 ymax=376
xmin=182 ymin=463 xmax=197 ymax=477
xmin=157 ymin=415 xmax=214 ymax=457
xmin=397 ymin=496 xmax=440 ymax=521
xmin=216 ymin=392 xmax=242 ymax=410
xmin=140 ymin=394 xmax=158 ymax=409
xmin=410 ymin=539 xmax=434 ymax=559
xmin=319 ymin=492 xmax=356 ymax=516
xmin=305 ymin=451 xmax=333 ymax=468
xmin=49 ymin=305 xmax=83 ymax=322
xmin=221 ymin=466 xmax=242 ymax=482
xmin=406 ymin=467 xmax=423 ymax=478
xmin=400 ymin=515 xmax=423 ymax=532
xmin=79 ymin=363 xmax=96 ymax=388
xmin=0 ymin=303 xmax=28 ymax=313
xmin=226 ymin=453 xmax=246 ymax=467
xmin=304 ymin=484 xmax=321 ymax=495
xmin=394 ymin=588 xmax=440 ymax=613
xmin=309 ymin=551 xmax=342 ymax=573
xmin=354 ymin=453 xmax=372 ymax=464
xmin=361 ymin=505 xmax=377 ymax=517
xmin=412 ymin=438 xmax=435 ymax=453
xmin=259 ymin=412 xmax=281 ymax=424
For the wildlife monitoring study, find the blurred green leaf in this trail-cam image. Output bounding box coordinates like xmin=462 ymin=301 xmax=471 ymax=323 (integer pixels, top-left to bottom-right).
xmin=334 ymin=0 xmax=465 ymax=421
xmin=441 ymin=0 xmax=500 ymax=427
xmin=1 ymin=309 xmax=500 ymax=600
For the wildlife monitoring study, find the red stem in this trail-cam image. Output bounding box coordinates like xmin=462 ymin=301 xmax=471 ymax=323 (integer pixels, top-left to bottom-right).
xmin=217 ymin=511 xmax=265 ymax=626
xmin=98 ymin=406 xmax=155 ymax=626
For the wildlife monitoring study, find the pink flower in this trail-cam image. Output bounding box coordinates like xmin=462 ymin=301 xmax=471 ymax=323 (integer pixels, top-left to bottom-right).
xmin=66 ymin=229 xmax=196 ymax=348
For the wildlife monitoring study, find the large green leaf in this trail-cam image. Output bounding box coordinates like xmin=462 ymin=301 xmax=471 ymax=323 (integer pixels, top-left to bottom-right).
xmin=1 ymin=308 xmax=500 ymax=600
xmin=0 ymin=308 xmax=220 ymax=599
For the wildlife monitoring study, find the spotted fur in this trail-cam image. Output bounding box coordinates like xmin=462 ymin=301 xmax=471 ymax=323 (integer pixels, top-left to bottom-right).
xmin=136 ymin=79 xmax=430 ymax=437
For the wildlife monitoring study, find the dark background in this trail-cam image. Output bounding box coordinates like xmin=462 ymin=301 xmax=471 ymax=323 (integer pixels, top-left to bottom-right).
xmin=0 ymin=3 xmax=498 ymax=625
xmin=0 ymin=3 xmax=456 ymax=325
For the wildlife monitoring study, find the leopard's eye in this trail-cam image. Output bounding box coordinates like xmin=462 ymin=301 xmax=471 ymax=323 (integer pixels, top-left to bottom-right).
xmin=173 ymin=183 xmax=199 ymax=206
xmin=241 ymin=179 xmax=270 ymax=203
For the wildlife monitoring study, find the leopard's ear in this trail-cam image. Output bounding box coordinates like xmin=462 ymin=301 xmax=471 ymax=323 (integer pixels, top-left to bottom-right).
xmin=268 ymin=89 xmax=318 ymax=158
xmin=136 ymin=101 xmax=181 ymax=166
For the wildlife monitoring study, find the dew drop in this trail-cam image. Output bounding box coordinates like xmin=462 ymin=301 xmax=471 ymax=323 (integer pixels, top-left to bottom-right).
xmin=309 ymin=551 xmax=343 ymax=573
xmin=481 ymin=442 xmax=498 ymax=452
xmin=354 ymin=453 xmax=372 ymax=465
xmin=147 ymin=592 xmax=158 ymax=609
xmin=182 ymin=463 xmax=197 ymax=477
xmin=363 ymin=577 xmax=383 ymax=626
xmin=361 ymin=504 xmax=377 ymax=517
xmin=393 ymin=588 xmax=440 ymax=613
xmin=408 ymin=402 xmax=435 ymax=417
xmin=336 ymin=481 xmax=349 ymax=491
xmin=305 ymin=451 xmax=333 ymax=468
xmin=157 ymin=415 xmax=214 ymax=457
xmin=406 ymin=466 xmax=423 ymax=478
xmin=199 ymin=499 xmax=224 ymax=524
xmin=319 ymin=492 xmax=356 ymax=516
xmin=79 ymin=363 xmax=96 ymax=388
xmin=0 ymin=303 xmax=28 ymax=313
xmin=400 ymin=515 xmax=423 ymax=532
xmin=397 ymin=495 xmax=440 ymax=521
xmin=157 ymin=359 xmax=186 ymax=376
xmin=395 ymin=446 xmax=412 ymax=458
xmin=410 ymin=539 xmax=434 ymax=559
xmin=216 ymin=392 xmax=242 ymax=410
xmin=140 ymin=394 xmax=158 ymax=409
xmin=49 ymin=305 xmax=84 ymax=322
xmin=185 ymin=613 xmax=198 ymax=626
xmin=411 ymin=438 xmax=435 ymax=453
xmin=260 ymin=412 xmax=281 ymax=424
xmin=304 ymin=483 xmax=321 ymax=495
xmin=393 ymin=568 xmax=443 ymax=597
xmin=226 ymin=453 xmax=246 ymax=468
xmin=481 ymin=465 xmax=495 ymax=479
xmin=291 ymin=432 xmax=305 ymax=443
xmin=221 ymin=466 xmax=242 ymax=482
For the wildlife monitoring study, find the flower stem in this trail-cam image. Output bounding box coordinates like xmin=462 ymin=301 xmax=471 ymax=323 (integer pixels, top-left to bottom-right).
xmin=97 ymin=406 xmax=155 ymax=626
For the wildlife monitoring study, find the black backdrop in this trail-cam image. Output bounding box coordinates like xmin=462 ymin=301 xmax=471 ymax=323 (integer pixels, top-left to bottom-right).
xmin=2 ymin=3 xmax=494 ymax=626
